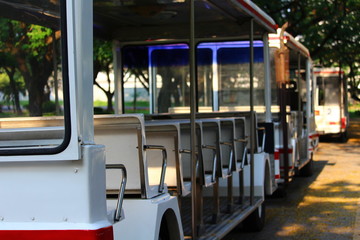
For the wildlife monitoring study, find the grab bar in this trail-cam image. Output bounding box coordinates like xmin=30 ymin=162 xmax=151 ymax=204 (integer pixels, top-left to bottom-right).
xmin=234 ymin=137 xmax=249 ymax=169
xmin=257 ymin=127 xmax=266 ymax=152
xmin=202 ymin=145 xmax=217 ymax=182
xmin=220 ymin=141 xmax=234 ymax=175
xmin=106 ymin=164 xmax=127 ymax=222
xmin=144 ymin=145 xmax=167 ymax=193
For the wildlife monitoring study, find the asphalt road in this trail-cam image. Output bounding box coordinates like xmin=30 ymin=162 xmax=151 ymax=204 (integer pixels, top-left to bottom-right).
xmin=224 ymin=117 xmax=360 ymax=240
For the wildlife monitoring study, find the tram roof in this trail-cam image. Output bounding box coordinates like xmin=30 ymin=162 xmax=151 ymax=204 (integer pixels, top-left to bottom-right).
xmin=0 ymin=1 xmax=277 ymax=42
xmin=313 ymin=67 xmax=344 ymax=75
xmin=269 ymin=29 xmax=311 ymax=58
xmin=93 ymin=0 xmax=278 ymax=42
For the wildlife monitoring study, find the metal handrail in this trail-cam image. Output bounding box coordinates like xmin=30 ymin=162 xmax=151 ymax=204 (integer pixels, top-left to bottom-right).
xmin=234 ymin=137 xmax=249 ymax=143
xmin=220 ymin=141 xmax=234 ymax=175
xmin=179 ymin=149 xmax=200 ymax=182
xmin=257 ymin=127 xmax=266 ymax=152
xmin=234 ymin=137 xmax=249 ymax=169
xmin=202 ymin=145 xmax=217 ymax=182
xmin=106 ymin=164 xmax=127 ymax=222
xmin=144 ymin=145 xmax=167 ymax=193
xmin=241 ymin=149 xmax=248 ymax=169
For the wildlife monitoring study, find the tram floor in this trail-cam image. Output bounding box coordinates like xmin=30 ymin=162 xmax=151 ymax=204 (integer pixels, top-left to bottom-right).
xmin=180 ymin=195 xmax=262 ymax=238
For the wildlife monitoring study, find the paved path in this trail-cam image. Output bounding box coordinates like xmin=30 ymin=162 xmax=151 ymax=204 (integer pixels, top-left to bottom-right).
xmin=225 ymin=118 xmax=360 ymax=240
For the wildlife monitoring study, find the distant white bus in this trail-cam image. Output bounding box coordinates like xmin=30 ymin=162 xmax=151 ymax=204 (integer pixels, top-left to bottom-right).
xmin=314 ymin=68 xmax=349 ymax=141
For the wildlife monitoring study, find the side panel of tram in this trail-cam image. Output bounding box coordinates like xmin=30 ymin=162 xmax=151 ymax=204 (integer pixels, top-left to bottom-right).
xmin=314 ymin=68 xmax=349 ymax=141
xmin=268 ymin=30 xmax=319 ymax=182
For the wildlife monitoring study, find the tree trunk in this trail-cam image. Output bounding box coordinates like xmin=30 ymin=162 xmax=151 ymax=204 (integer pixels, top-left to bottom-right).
xmin=106 ymin=92 xmax=114 ymax=113
xmin=27 ymin=77 xmax=44 ymax=116
xmin=5 ymin=67 xmax=22 ymax=114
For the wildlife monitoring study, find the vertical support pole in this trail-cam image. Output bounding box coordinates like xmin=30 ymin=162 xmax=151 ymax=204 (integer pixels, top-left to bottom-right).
xmin=297 ymin=53 xmax=302 ymax=139
xmin=249 ymin=18 xmax=255 ymax=206
xmin=227 ymin=176 xmax=234 ymax=212
xmin=305 ymin=59 xmax=312 ymax=160
xmin=148 ymin=48 xmax=156 ymax=114
xmin=281 ymin=82 xmax=289 ymax=184
xmin=212 ymin=178 xmax=220 ymax=223
xmin=278 ymin=26 xmax=289 ymax=185
xmin=189 ymin=0 xmax=199 ymax=238
xmin=212 ymin=49 xmax=219 ymax=111
xmin=113 ymin=41 xmax=123 ymax=114
xmin=263 ymin=34 xmax=272 ymax=123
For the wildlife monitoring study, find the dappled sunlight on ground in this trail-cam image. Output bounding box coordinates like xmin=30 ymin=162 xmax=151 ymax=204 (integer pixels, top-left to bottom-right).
xmin=272 ymin=118 xmax=360 ymax=239
xmin=224 ymin=118 xmax=360 ymax=240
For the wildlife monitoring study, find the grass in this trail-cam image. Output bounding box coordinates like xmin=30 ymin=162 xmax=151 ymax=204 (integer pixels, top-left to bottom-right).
xmin=124 ymin=101 xmax=149 ymax=108
xmin=93 ymin=100 xmax=150 ymax=114
xmin=349 ymin=103 xmax=360 ymax=118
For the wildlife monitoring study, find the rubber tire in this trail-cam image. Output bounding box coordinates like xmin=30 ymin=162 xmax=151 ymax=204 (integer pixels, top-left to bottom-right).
xmin=158 ymin=220 xmax=170 ymax=240
xmin=339 ymin=131 xmax=348 ymax=143
xmin=272 ymin=186 xmax=287 ymax=198
xmin=299 ymin=156 xmax=313 ymax=177
xmin=242 ymin=201 xmax=266 ymax=232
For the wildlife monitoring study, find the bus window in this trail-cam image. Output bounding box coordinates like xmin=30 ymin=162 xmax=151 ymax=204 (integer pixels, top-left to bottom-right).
xmin=196 ymin=48 xmax=213 ymax=109
xmin=151 ymin=48 xmax=190 ymax=113
xmin=218 ymin=44 xmax=265 ymax=109
xmin=317 ymin=76 xmax=340 ymax=106
xmin=0 ymin=0 xmax=69 ymax=155
xmin=123 ymin=44 xmax=213 ymax=114
xmin=122 ymin=46 xmax=150 ymax=114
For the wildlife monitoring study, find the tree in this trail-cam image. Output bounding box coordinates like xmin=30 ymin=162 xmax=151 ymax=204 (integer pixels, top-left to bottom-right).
xmin=0 ymin=53 xmax=25 ymax=114
xmin=0 ymin=18 xmax=59 ymax=116
xmin=253 ymin=0 xmax=360 ymax=101
xmin=93 ymin=39 xmax=115 ymax=113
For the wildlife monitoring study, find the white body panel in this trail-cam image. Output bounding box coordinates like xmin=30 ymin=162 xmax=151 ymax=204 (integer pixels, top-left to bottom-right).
xmin=314 ymin=68 xmax=348 ymax=136
xmin=216 ymin=152 xmax=272 ymax=198
xmin=244 ymin=152 xmax=272 ymax=197
xmin=113 ymin=194 xmax=183 ymax=240
xmin=0 ymin=145 xmax=110 ymax=230
xmin=315 ymin=106 xmax=343 ymax=134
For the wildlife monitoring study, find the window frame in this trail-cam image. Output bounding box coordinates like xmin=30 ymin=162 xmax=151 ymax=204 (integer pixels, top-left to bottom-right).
xmin=0 ymin=0 xmax=71 ymax=156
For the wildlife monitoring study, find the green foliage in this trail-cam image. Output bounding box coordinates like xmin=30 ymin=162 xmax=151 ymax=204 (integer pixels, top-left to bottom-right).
xmin=0 ymin=71 xmax=25 ymax=103
xmin=42 ymin=101 xmax=57 ymax=114
xmin=253 ymin=0 xmax=360 ymax=101
xmin=0 ymin=16 xmax=58 ymax=116
xmin=26 ymin=25 xmax=53 ymax=58
xmin=94 ymin=39 xmax=113 ymax=65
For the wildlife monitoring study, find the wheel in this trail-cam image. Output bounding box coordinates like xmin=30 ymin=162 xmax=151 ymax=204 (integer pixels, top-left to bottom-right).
xmin=271 ymin=185 xmax=287 ymax=198
xmin=299 ymin=156 xmax=313 ymax=177
xmin=158 ymin=219 xmax=170 ymax=240
xmin=242 ymin=201 xmax=266 ymax=232
xmin=339 ymin=131 xmax=348 ymax=143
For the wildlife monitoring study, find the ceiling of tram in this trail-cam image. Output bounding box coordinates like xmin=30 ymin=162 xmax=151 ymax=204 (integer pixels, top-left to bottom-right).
xmin=93 ymin=0 xmax=275 ymax=42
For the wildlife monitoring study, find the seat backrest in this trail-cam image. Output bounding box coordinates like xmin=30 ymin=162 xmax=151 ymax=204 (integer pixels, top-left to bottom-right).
xmin=94 ymin=114 xmax=148 ymax=198
xmin=219 ymin=118 xmax=235 ymax=169
xmin=145 ymin=121 xmax=190 ymax=196
xmin=199 ymin=120 xmax=220 ymax=174
xmin=233 ymin=117 xmax=247 ymax=171
xmin=145 ymin=122 xmax=179 ymax=189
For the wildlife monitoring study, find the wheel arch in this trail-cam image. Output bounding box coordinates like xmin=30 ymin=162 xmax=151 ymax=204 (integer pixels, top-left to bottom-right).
xmin=264 ymin=156 xmax=273 ymax=196
xmin=158 ymin=208 xmax=182 ymax=240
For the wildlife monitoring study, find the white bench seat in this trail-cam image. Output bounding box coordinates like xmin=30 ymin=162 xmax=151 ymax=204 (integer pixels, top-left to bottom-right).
xmin=94 ymin=114 xmax=167 ymax=199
